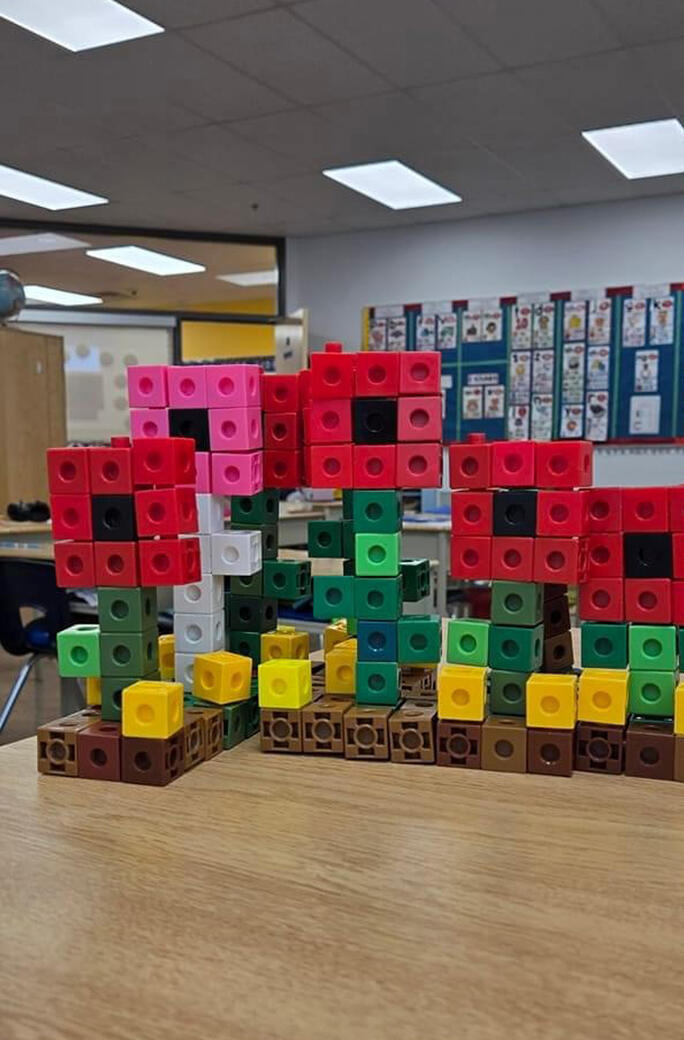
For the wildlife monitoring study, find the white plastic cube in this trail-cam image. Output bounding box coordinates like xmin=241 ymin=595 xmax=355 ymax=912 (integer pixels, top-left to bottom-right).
xmin=211 ymin=530 xmax=262 ymax=576
xmin=197 ymin=493 xmax=225 ymax=534
xmin=175 ymin=651 xmax=195 ymax=692
xmin=173 ymin=574 xmax=223 ymax=615
xmin=174 ymin=611 xmax=225 ymax=654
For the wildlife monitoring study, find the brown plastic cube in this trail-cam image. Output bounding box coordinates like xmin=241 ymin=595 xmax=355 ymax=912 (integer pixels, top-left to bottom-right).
xmin=436 ymin=720 xmax=482 ymax=768
xmin=37 ymin=708 xmax=101 ymax=777
xmin=527 ymin=727 xmax=573 ymax=777
xmin=184 ymin=705 xmax=223 ymax=760
xmin=121 ymin=729 xmax=185 ymax=786
xmin=544 ymin=595 xmax=570 ymax=637
xmin=625 ymin=720 xmax=674 ymax=781
xmin=302 ymin=696 xmax=351 ymax=755
xmin=543 ymin=631 xmax=574 ymax=672
xmin=389 ymin=702 xmax=436 ymax=764
xmin=344 ymin=705 xmax=394 ymax=760
xmin=481 ymin=716 xmax=527 ymax=773
xmin=76 ymin=721 xmax=121 ymax=781
xmin=674 ymin=736 xmax=684 ymax=782
xmin=575 ymin=723 xmax=624 ymax=775
xmin=401 ymin=665 xmax=436 ymax=698
xmin=183 ymin=712 xmax=205 ymax=771
xmin=311 ymin=664 xmax=327 ymax=697
xmin=260 ymin=708 xmax=302 ymax=752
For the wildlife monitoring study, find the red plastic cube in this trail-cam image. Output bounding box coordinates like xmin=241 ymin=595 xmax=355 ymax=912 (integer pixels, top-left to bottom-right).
xmin=54 ymin=542 xmax=95 ymax=588
xmin=47 ymin=447 xmax=90 ymax=495
xmin=624 ymin=579 xmax=671 ymax=624
xmin=672 ymin=582 xmax=684 ymax=624
xmin=672 ymin=533 xmax=684 ymax=579
xmin=262 ymin=373 xmax=300 ymax=413
xmin=399 ymin=352 xmax=441 ymax=395
xmin=355 ymin=352 xmax=400 ymax=397
xmin=533 ymin=537 xmax=584 ymax=584
xmin=134 ymin=487 xmax=198 ymax=538
xmin=583 ymin=487 xmax=622 ymax=533
xmin=669 ymin=487 xmax=684 ymax=532
xmin=397 ymin=396 xmax=442 ymax=442
xmin=308 ymin=399 xmax=352 ymax=444
xmin=131 ymin=437 xmax=195 ymax=488
xmin=449 ymin=441 xmax=491 ymax=490
xmin=536 ymin=490 xmax=587 ymax=537
xmin=50 ymin=494 xmax=93 ymax=542
xmin=308 ymin=445 xmax=353 ymax=489
xmin=536 ymin=441 xmax=593 ymax=489
xmin=579 ymin=579 xmax=624 ymax=622
xmin=299 ymin=369 xmax=311 ymax=404
xmin=310 ymin=351 xmax=355 ymax=398
xmin=396 ymin=443 xmax=442 ymax=488
xmin=88 ymin=446 xmax=133 ymax=495
xmin=622 ymin=487 xmax=669 ymax=533
xmin=263 ymin=450 xmax=302 ymax=489
xmin=451 ymin=491 xmax=492 ymax=537
xmin=264 ymin=412 xmax=300 ymax=451
xmin=586 ymin=534 xmax=623 ymax=579
xmin=94 ymin=542 xmax=140 ymax=587
xmin=491 ymin=441 xmax=535 ymax=488
xmin=491 ymin=537 xmax=534 ymax=581
xmin=353 ymin=445 xmax=396 ymax=489
xmin=139 ymin=537 xmax=200 ymax=587
xmin=451 ymin=536 xmax=492 ymax=581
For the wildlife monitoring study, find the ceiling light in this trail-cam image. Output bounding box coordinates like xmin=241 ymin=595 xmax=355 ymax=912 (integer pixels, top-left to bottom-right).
xmin=217 ymin=269 xmax=279 ymax=287
xmin=323 ymin=160 xmax=462 ymax=210
xmin=0 ymin=164 xmax=107 ymax=210
xmin=582 ymin=118 xmax=684 ymax=179
xmin=0 ymin=0 xmax=163 ymax=52
xmin=0 ymin=232 xmax=89 ymax=256
xmin=86 ymin=245 xmax=205 ymax=276
xmin=24 ymin=284 xmax=102 ymax=307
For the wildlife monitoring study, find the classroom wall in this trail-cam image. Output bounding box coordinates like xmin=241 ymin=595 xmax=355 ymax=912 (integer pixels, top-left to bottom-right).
xmin=286 ymin=193 xmax=684 ymax=350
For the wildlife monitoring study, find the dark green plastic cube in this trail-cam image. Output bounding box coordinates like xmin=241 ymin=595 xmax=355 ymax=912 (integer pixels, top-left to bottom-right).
xmin=352 ymin=490 xmax=402 ymax=533
xmin=101 ymin=670 xmax=159 ymax=722
xmin=263 ymin=559 xmax=311 ymax=600
xmin=629 ymin=625 xmax=677 ymax=671
xmin=308 ymin=520 xmax=343 ymax=558
xmin=401 ymin=559 xmax=430 ymax=602
xmin=261 ymin=524 xmax=278 ymax=560
xmin=227 ymin=629 xmax=262 ymax=665
xmin=489 ymin=624 xmax=543 ymax=672
xmin=397 ymin=615 xmax=441 ymax=664
xmin=356 ymin=661 xmax=401 ymax=706
xmin=490 ymin=581 xmax=543 ymax=627
xmin=342 ymin=488 xmax=354 ymax=520
xmin=446 ymin=618 xmax=489 ymax=666
xmin=99 ymin=627 xmax=158 ymax=678
xmin=355 ymin=576 xmax=403 ymax=621
xmin=313 ymin=576 xmax=355 ymax=619
xmin=628 ymin=670 xmax=675 ymax=717
xmin=347 ymin=616 xmax=358 ymax=637
xmin=342 ymin=520 xmax=355 ymax=560
xmin=489 ymin=669 xmax=529 ymax=717
xmin=98 ymin=587 xmax=157 ymax=633
xmin=231 ymin=490 xmax=279 ymax=526
xmin=229 ymin=596 xmax=277 ymax=633
xmin=221 ymin=700 xmax=251 ymax=748
xmin=230 ymin=570 xmax=263 ymax=596
xmin=581 ymin=621 xmax=628 ymax=669
xmin=246 ymin=697 xmax=260 ymax=736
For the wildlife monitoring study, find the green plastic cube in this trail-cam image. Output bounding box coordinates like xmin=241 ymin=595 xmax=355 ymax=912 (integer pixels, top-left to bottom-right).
xmin=356 ymin=661 xmax=401 ymax=706
xmin=347 ymin=617 xmax=358 ymax=637
xmin=446 ymin=618 xmax=490 ymax=667
xmin=629 ymin=625 xmax=677 ymax=672
xmin=261 ymin=524 xmax=278 ymax=560
xmin=228 ymin=629 xmax=261 ymax=665
xmin=355 ymin=532 xmax=401 ymax=577
xmin=489 ymin=670 xmax=529 ymax=717
xmin=581 ymin=621 xmax=628 ymax=669
xmin=313 ymin=576 xmax=355 ymax=619
xmin=342 ymin=520 xmax=355 ymax=560
xmin=246 ymin=697 xmax=260 ymax=736
xmin=355 ymin=577 xmax=403 ymax=621
xmin=56 ymin=624 xmax=101 ymax=678
xmin=397 ymin=615 xmax=441 ymax=664
xmin=628 ymin=671 xmax=676 ymax=717
xmin=489 ymin=624 xmax=543 ymax=672
xmin=229 ymin=596 xmax=277 ymax=633
xmin=101 ymin=670 xmax=159 ymax=721
xmin=221 ymin=700 xmax=251 ymax=748
xmin=230 ymin=571 xmax=262 ymax=596
xmin=308 ymin=519 xmax=343 ymax=558
xmin=342 ymin=489 xmax=354 ymax=520
xmin=263 ymin=559 xmax=311 ymax=600
xmin=352 ymin=490 xmax=402 ymax=533
xmin=490 ymin=581 xmax=543 ymax=627
xmin=679 ymin=628 xmax=684 ymax=667
xmin=231 ymin=490 xmax=279 ymax=526
xmin=98 ymin=587 xmax=157 ymax=633
xmin=401 ymin=559 xmax=431 ymax=602
xmin=99 ymin=627 xmax=158 ymax=678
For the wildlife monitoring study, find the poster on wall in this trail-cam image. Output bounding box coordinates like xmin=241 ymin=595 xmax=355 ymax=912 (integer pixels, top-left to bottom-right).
xmin=484 ymin=383 xmax=505 ymax=419
xmin=532 ymin=302 xmax=555 ymax=349
xmin=561 ymin=342 xmax=585 ymax=402
xmin=415 ymin=315 xmax=437 ymax=351
xmin=586 ymin=391 xmax=609 ymax=441
xmin=622 ymin=299 xmax=647 ymax=347
xmin=588 ymin=298 xmax=612 ymax=345
xmin=512 ymin=304 xmax=533 ymax=350
xmin=559 ymin=404 xmax=584 ymax=439
xmin=650 ymin=295 xmax=675 ymax=345
xmin=586 ymin=345 xmax=610 ymax=390
xmin=368 ymin=317 xmax=387 ymax=350
xmin=563 ymin=302 xmax=586 ymax=342
xmin=634 ymin=349 xmax=659 ymax=393
xmin=387 ymin=316 xmax=407 ymax=350
xmin=532 ymin=349 xmax=554 ymax=394
xmin=462 ymin=385 xmax=483 ymax=421
xmin=482 ymin=308 xmax=503 ymax=342
xmin=507 ymin=404 xmax=530 ymax=439
xmin=531 ymin=394 xmax=553 ymax=440
xmin=437 ymin=313 xmax=457 ymax=351
xmin=509 ymin=350 xmax=532 ymax=403
xmin=629 ymin=394 xmax=661 ymax=435
xmin=462 ymin=309 xmax=483 ymax=343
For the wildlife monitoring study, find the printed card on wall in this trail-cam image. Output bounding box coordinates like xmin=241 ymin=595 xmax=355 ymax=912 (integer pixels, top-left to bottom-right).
xmin=585 ymin=391 xmax=609 ymax=442
xmin=532 ymin=302 xmax=555 ymax=349
xmin=532 ymin=349 xmax=554 ymax=394
xmin=559 ymin=404 xmax=584 ymax=439
xmin=484 ymin=383 xmax=505 ymax=419
xmin=563 ymin=301 xmax=587 ymax=342
xmin=650 ymin=295 xmax=675 ymax=345
xmin=512 ymin=304 xmax=533 ymax=350
xmin=622 ymin=299 xmax=647 ymax=347
xmin=634 ymin=349 xmax=659 ymax=392
xmin=588 ymin=298 xmax=612 ymax=345
xmin=437 ymin=313 xmax=457 ymax=351
xmin=531 ymin=394 xmax=553 ymax=440
xmin=561 ymin=342 xmax=585 ymax=402
xmin=462 ymin=386 xmax=483 ymax=421
xmin=509 ymin=350 xmax=532 ymax=403
xmin=387 ymin=316 xmax=407 ymax=350
xmin=462 ymin=309 xmax=483 ymax=343
xmin=369 ymin=317 xmax=387 ymax=350
xmin=507 ymin=404 xmax=530 ymax=440
xmin=586 ymin=345 xmax=610 ymax=390
xmin=415 ymin=315 xmax=437 ymax=352
xmin=629 ymin=394 xmax=661 ymax=435
xmin=482 ymin=308 xmax=503 ymax=342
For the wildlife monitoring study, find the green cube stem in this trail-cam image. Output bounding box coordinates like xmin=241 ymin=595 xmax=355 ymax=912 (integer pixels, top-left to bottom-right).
xmin=308 ymin=520 xmax=343 ymax=558
xmin=99 ymin=627 xmax=158 ymax=678
xmin=355 ymin=576 xmax=403 ymax=621
xmin=490 ymin=581 xmax=543 ymax=627
xmin=397 ymin=615 xmax=441 ymax=664
xmin=628 ymin=671 xmax=676 ymax=717
xmin=342 ymin=520 xmax=355 ymax=560
xmin=228 ymin=630 xmax=262 ymax=665
xmin=401 ymin=559 xmax=431 ymax=602
xmin=231 ymin=490 xmax=279 ymax=526
xmin=313 ymin=576 xmax=355 ymax=620
xmin=581 ymin=621 xmax=628 ymax=669
xmin=56 ymin=624 xmax=101 ymax=678
xmin=628 ymin=624 xmax=677 ymax=671
xmin=356 ymin=661 xmax=401 ymax=706
xmin=230 ymin=571 xmax=263 ymax=596
xmin=263 ymin=559 xmax=311 ymax=600
xmin=98 ymin=587 xmax=157 ymax=633
xmin=355 ymin=533 xmax=401 ymax=577
xmin=489 ymin=670 xmax=529 ymax=717
xmin=489 ymin=624 xmax=543 ymax=672
xmin=352 ymin=490 xmax=402 ymax=533
xmin=342 ymin=489 xmax=354 ymax=520
xmin=446 ymin=618 xmax=490 ymax=667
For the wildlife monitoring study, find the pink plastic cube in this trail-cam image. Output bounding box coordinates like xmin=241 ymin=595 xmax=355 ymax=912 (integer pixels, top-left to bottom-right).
xmin=206 ymin=364 xmax=261 ymax=409
xmin=211 ymin=451 xmax=263 ymax=496
xmin=167 ymin=365 xmax=208 ymax=409
xmin=209 ymin=407 xmax=263 ymax=452
xmin=127 ymin=365 xmax=168 ymax=408
xmin=194 ymin=452 xmax=211 ymax=493
xmin=130 ymin=408 xmax=169 ymax=439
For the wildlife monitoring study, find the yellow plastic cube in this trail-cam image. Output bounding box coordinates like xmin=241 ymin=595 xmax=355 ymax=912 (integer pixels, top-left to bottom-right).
xmin=158 ymin=633 xmax=175 ymax=680
xmin=437 ymin=664 xmax=487 ymax=721
xmin=578 ymin=668 xmax=628 ymax=726
xmin=325 ymin=642 xmax=357 ymax=695
xmin=526 ymin=673 xmax=577 ymax=729
xmin=258 ymin=659 xmax=312 ymax=709
xmin=261 ymin=627 xmax=309 ymax=661
xmin=122 ymin=680 xmax=183 ymax=739
xmin=193 ymin=651 xmax=252 ymax=705
xmin=673 ymin=681 xmax=684 ymax=734
xmin=324 ymin=620 xmax=348 ymax=655
xmin=85 ymin=676 xmax=101 ymax=706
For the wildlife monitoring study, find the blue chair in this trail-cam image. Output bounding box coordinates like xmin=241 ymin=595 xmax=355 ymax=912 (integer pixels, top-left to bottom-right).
xmin=0 ymin=559 xmax=73 ymax=734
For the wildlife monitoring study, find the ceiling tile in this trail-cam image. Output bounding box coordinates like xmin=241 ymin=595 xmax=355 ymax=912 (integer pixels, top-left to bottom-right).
xmin=633 ymin=38 xmax=684 ymax=114
xmin=294 ymin=0 xmax=498 ymax=87
xmin=168 ymin=124 xmax=310 ymax=182
xmin=593 ymin=0 xmax=684 ymax=47
xmin=129 ymin=0 xmax=275 ymax=29
xmin=493 ymin=134 xmax=627 ymax=192
xmin=231 ymin=109 xmax=353 ymax=165
xmin=413 ymin=145 xmax=527 ymax=198
xmin=184 ymin=8 xmax=388 ymax=104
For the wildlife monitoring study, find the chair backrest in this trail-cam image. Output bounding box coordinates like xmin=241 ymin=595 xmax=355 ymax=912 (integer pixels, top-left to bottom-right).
xmin=0 ymin=559 xmax=71 ymax=657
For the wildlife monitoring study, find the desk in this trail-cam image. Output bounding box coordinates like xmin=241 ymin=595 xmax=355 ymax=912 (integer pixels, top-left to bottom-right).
xmin=1 ymin=735 xmax=683 ymax=1040
xmin=0 ymin=516 xmax=53 ymax=560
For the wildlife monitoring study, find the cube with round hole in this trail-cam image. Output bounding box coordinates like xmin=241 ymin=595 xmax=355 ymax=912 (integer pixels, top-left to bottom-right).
xmin=398 ymin=614 xmax=441 ymax=665
xmin=578 ymin=668 xmax=629 ymax=726
xmin=325 ymin=642 xmax=357 ymax=695
xmin=192 ymin=651 xmax=252 ymax=706
xmin=580 ymin=621 xmax=628 ymax=669
xmin=526 ymin=673 xmax=577 ymax=730
xmin=490 ymin=580 xmax=543 ymax=627
xmin=437 ymin=664 xmax=487 ymax=722
xmin=258 ymin=658 xmax=313 ymax=709
xmin=261 ymin=628 xmax=309 ymax=662
xmin=56 ymin=623 xmax=101 ymax=678
xmin=313 ymin=575 xmax=354 ymax=620
xmin=355 ymin=532 xmax=401 ymax=577
xmin=122 ymin=680 xmax=184 ymax=739
xmin=446 ymin=618 xmax=490 ymax=667
xmin=489 ymin=623 xmax=543 ymax=673
xmin=99 ymin=628 xmax=158 ymax=678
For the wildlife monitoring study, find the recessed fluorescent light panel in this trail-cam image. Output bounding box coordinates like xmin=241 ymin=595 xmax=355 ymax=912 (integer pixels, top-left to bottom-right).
xmin=323 ymin=160 xmax=462 ymax=210
xmin=0 ymin=164 xmax=107 ymax=210
xmin=0 ymin=0 xmax=163 ymax=52
xmin=86 ymin=246 xmax=205 ymax=277
xmin=583 ymin=118 xmax=684 ymax=179
xmin=24 ymin=285 xmax=102 ymax=307
xmin=217 ymin=269 xmax=279 ymax=287
xmin=0 ymin=233 xmax=89 ymax=256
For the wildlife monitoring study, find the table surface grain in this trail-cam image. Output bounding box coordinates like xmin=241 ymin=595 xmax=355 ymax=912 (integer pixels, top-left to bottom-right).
xmin=2 ymin=733 xmax=684 ymax=1040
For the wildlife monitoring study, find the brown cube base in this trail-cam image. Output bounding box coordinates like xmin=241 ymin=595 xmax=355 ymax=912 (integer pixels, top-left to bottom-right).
xmin=260 ymin=708 xmax=302 ymax=753
xmin=389 ymin=702 xmax=436 ymax=764
xmin=544 ymin=595 xmax=570 ymax=638
xmin=674 ymin=736 xmax=684 ymax=781
xmin=76 ymin=721 xmax=121 ymax=781
xmin=543 ymin=632 xmax=574 ymax=673
xmin=625 ymin=720 xmax=674 ymax=781
xmin=121 ymin=730 xmax=184 ymax=786
xmin=436 ymin=720 xmax=482 ymax=768
xmin=311 ymin=664 xmax=326 ymax=698
xmin=183 ymin=712 xmax=205 ymax=771
xmin=481 ymin=716 xmax=527 ymax=773
xmin=527 ymin=727 xmax=573 ymax=777
xmin=184 ymin=705 xmax=223 ymax=760
xmin=344 ymin=705 xmax=394 ymax=760
xmin=575 ymin=723 xmax=624 ymax=775
xmin=401 ymin=666 xmax=436 ymax=698
xmin=302 ymin=696 xmax=351 ymax=755
xmin=37 ymin=708 xmax=101 ymax=777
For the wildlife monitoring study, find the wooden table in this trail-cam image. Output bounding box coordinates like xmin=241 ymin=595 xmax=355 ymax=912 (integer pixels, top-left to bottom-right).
xmin=2 ymin=734 xmax=684 ymax=1040
xmin=0 ymin=516 xmax=53 ymax=560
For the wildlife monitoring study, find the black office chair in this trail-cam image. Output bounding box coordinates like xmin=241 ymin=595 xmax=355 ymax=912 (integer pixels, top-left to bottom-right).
xmin=0 ymin=559 xmax=73 ymax=734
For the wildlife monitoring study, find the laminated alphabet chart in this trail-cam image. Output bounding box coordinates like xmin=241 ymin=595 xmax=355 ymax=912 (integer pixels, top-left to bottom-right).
xmin=554 ymin=297 xmax=614 ymax=442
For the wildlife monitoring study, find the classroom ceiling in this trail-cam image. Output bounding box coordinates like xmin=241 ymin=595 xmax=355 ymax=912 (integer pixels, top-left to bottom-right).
xmin=3 ymin=0 xmax=684 ymax=237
